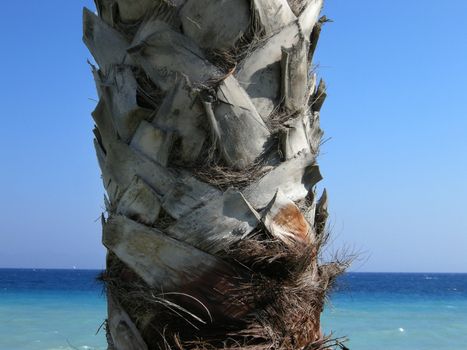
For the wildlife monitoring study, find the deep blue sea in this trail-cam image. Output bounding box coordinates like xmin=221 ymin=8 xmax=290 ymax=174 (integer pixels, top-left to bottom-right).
xmin=0 ymin=270 xmax=466 ymax=350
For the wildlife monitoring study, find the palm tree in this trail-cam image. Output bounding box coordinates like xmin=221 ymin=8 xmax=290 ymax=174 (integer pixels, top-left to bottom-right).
xmin=83 ymin=0 xmax=346 ymax=349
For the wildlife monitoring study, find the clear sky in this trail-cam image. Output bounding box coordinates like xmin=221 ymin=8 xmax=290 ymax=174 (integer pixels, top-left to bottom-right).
xmin=0 ymin=1 xmax=466 ymax=272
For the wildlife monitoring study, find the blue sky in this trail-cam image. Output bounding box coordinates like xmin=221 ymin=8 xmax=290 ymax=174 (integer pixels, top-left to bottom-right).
xmin=0 ymin=1 xmax=466 ymax=272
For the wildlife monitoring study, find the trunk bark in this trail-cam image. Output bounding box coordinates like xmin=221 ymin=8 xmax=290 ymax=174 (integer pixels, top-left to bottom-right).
xmin=84 ymin=1 xmax=347 ymax=349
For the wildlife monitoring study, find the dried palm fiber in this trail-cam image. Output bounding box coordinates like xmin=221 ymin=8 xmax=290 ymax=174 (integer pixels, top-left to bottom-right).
xmin=84 ymin=0 xmax=348 ymax=349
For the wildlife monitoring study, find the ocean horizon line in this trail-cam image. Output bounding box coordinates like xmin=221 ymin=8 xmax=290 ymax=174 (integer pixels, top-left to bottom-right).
xmin=0 ymin=267 xmax=466 ymax=274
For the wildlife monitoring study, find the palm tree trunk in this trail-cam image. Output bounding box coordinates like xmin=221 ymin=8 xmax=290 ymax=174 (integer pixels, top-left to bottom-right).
xmin=83 ymin=0 xmax=346 ymax=349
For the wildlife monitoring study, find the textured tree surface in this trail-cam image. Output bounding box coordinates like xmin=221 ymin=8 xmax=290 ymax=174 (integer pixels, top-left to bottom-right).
xmin=84 ymin=0 xmax=346 ymax=349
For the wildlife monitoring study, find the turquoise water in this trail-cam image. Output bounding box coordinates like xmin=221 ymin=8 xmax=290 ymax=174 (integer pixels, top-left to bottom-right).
xmin=322 ymin=273 xmax=467 ymax=349
xmin=0 ymin=270 xmax=107 ymax=350
xmin=0 ymin=270 xmax=466 ymax=350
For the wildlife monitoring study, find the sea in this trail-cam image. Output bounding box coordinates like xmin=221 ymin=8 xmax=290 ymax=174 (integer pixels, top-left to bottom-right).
xmin=0 ymin=270 xmax=466 ymax=350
